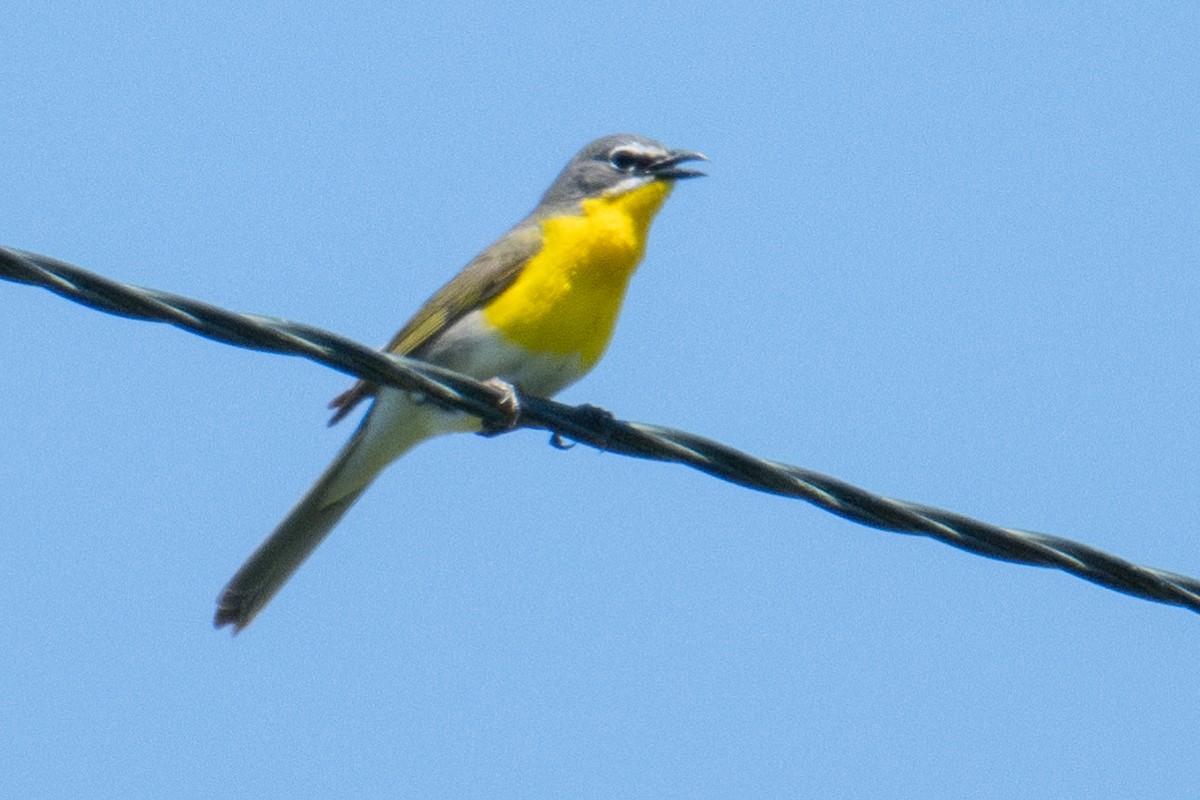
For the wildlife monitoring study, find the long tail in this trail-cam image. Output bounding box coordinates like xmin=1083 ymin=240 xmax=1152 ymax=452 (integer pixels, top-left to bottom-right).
xmin=214 ymin=391 xmax=450 ymax=633
xmin=213 ymin=428 xmax=375 ymax=632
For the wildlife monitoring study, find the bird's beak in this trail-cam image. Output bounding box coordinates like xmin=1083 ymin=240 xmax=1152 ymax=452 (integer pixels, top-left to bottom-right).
xmin=650 ymin=150 xmax=708 ymax=179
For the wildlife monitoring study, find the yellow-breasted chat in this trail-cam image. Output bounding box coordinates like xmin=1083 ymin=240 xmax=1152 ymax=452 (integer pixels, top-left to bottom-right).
xmin=215 ymin=134 xmax=706 ymax=632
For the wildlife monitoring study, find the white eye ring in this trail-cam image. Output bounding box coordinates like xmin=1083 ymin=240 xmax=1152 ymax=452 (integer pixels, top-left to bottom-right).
xmin=608 ymin=149 xmax=644 ymax=172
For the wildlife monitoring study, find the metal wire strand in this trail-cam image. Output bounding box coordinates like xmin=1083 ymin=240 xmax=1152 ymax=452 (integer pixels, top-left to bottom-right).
xmin=4 ymin=245 xmax=1199 ymax=615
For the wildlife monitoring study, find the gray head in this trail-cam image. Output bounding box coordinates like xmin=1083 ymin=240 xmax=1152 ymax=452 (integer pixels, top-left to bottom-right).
xmin=537 ymin=134 xmax=706 ymax=210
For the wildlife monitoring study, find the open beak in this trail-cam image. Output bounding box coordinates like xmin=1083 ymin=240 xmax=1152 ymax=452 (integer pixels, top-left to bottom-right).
xmin=650 ymin=149 xmax=708 ymax=179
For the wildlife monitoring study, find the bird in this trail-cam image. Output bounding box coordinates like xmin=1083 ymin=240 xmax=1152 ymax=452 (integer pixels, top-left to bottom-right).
xmin=214 ymin=133 xmax=706 ymax=632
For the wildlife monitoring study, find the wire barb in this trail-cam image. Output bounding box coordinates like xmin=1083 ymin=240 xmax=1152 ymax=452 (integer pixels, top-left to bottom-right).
xmin=4 ymin=244 xmax=1200 ymax=616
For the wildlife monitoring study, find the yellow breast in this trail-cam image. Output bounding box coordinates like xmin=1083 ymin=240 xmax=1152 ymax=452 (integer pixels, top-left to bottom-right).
xmin=482 ymin=180 xmax=673 ymax=371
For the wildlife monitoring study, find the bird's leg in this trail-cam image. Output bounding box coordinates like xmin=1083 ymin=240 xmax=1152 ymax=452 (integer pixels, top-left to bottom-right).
xmin=476 ymin=378 xmax=522 ymax=437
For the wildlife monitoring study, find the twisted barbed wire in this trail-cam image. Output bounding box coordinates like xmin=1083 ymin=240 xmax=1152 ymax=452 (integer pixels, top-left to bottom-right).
xmin=4 ymin=244 xmax=1199 ymax=615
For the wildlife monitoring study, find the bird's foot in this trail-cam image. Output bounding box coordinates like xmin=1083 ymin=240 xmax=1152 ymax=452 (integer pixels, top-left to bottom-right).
xmin=477 ymin=378 xmax=522 ymax=437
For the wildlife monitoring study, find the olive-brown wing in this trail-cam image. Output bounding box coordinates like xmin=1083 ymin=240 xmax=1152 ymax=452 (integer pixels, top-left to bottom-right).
xmin=327 ymin=223 xmax=543 ymax=424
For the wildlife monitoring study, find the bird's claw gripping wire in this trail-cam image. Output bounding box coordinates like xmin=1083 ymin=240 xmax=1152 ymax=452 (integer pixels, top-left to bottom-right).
xmin=476 ymin=378 xmax=523 ymax=437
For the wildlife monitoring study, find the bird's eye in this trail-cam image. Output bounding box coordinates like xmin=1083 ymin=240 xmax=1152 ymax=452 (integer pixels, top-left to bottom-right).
xmin=608 ymin=149 xmax=644 ymax=172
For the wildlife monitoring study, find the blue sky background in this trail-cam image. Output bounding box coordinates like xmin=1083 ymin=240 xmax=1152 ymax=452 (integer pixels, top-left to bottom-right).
xmin=3 ymin=3 xmax=1199 ymax=798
